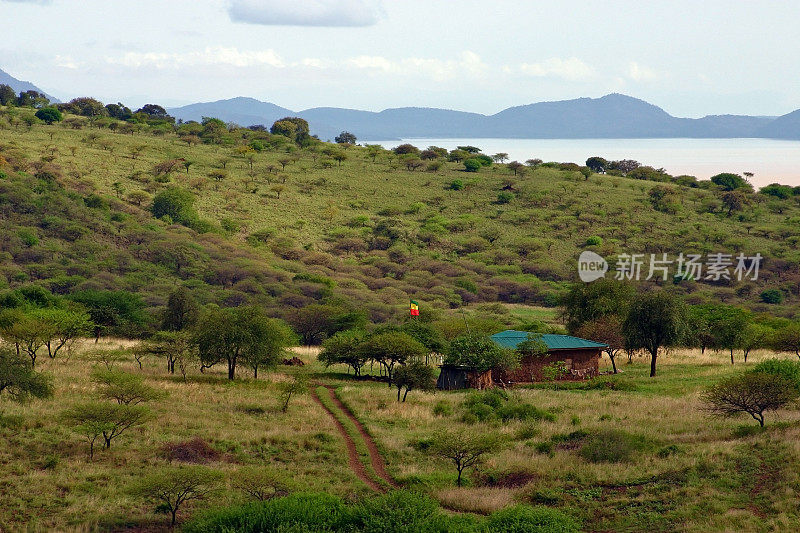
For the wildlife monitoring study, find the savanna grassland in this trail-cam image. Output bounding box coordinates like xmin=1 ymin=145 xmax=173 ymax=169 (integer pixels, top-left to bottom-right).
xmin=4 ymin=102 xmax=800 ymax=532
xmin=3 ymin=339 xmax=800 ymax=531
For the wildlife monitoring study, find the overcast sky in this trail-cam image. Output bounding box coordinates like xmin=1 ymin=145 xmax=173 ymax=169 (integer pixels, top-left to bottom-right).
xmin=1 ymin=0 xmax=798 ymax=117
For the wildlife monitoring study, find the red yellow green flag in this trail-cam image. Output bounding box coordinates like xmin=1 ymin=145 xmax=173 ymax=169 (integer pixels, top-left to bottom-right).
xmin=409 ymin=300 xmax=419 ymax=316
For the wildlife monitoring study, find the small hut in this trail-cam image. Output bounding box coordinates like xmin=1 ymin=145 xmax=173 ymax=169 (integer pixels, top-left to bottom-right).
xmin=490 ymin=330 xmax=606 ymax=383
xmin=437 ymin=365 xmax=493 ymax=390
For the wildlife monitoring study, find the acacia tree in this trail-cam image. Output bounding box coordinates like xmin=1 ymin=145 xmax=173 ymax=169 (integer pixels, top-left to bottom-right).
xmin=35 ymin=308 xmax=92 ymax=359
xmin=359 ymin=331 xmax=427 ymax=386
xmin=130 ymin=467 xmax=222 ymax=527
xmin=335 ymin=131 xmax=356 ymax=144
xmin=576 ymin=316 xmax=624 ymax=373
xmin=623 ymin=291 xmax=687 ymax=377
xmin=0 ymin=348 xmax=53 ymax=404
xmin=773 ymin=323 xmax=800 ymax=359
xmin=319 ymin=329 xmax=368 ymax=376
xmin=63 ymin=402 xmax=150 ymax=458
xmin=738 ymin=324 xmax=773 ymax=362
xmin=194 ymin=306 xmax=288 ymax=380
xmin=561 ymin=279 xmax=635 ymax=334
xmin=429 ymin=430 xmax=500 ymax=486
xmin=702 ymin=372 xmax=798 ymax=427
xmin=393 ymin=359 xmax=435 ymax=402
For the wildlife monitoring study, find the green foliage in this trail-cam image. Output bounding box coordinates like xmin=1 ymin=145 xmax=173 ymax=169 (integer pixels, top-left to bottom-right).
xmin=585 ymin=235 xmax=603 ymax=246
xmin=359 ymin=331 xmax=427 ymax=385
xmin=463 ymin=158 xmax=482 ymax=172
xmin=562 ymin=279 xmax=635 ymax=334
xmin=151 ymin=187 xmax=198 ymax=227
xmin=320 ymin=329 xmax=369 ymax=376
xmin=623 ymin=291 xmax=687 ymax=376
xmin=760 ymin=183 xmax=794 ymax=199
xmin=68 ymin=290 xmax=147 ymax=340
xmin=752 ymin=359 xmax=800 ymax=392
xmin=130 ymin=466 xmax=222 ymax=526
xmin=711 ymin=172 xmax=751 ymax=191
xmin=578 ymin=429 xmax=650 ymax=463
xmin=449 ymin=179 xmax=464 ymax=190
xmin=702 ymin=371 xmax=799 ymax=426
xmin=393 ymin=359 xmax=435 ymax=401
xmin=0 ymin=347 xmax=53 ymax=403
xmin=462 ymin=389 xmax=555 ymax=423
xmin=760 ymin=289 xmax=784 ymax=304
xmin=62 ymin=401 xmax=150 ymax=457
xmin=486 ymin=505 xmax=580 ymax=533
xmin=445 ymin=333 xmax=519 ymax=372
xmin=428 ymin=429 xmax=501 ymax=486
xmin=194 ymin=305 xmax=293 ymax=380
xmin=90 ymin=368 xmax=162 ymax=405
xmin=34 ymin=107 xmax=62 ymax=124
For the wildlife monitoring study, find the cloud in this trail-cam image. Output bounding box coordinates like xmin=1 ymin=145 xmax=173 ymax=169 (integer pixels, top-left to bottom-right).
xmin=1 ymin=0 xmax=52 ymax=3
xmin=508 ymin=57 xmax=595 ymax=81
xmin=228 ymin=0 xmax=383 ymax=27
xmin=100 ymin=47 xmax=487 ymax=84
xmin=106 ymin=47 xmax=285 ymax=69
xmin=344 ymin=51 xmax=487 ymax=81
xmin=627 ymin=61 xmax=659 ymax=82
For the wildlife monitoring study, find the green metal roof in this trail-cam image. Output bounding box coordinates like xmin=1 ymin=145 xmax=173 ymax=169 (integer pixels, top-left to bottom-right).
xmin=490 ymin=330 xmax=607 ymax=351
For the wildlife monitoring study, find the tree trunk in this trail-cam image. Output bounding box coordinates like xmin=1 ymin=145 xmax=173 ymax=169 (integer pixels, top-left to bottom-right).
xmin=254 ymin=366 xmax=258 ymax=379
xmin=397 ymin=388 xmax=401 ymax=402
xmin=456 ymin=467 xmax=463 ymax=486
xmin=402 ymin=389 xmax=409 ymax=402
xmin=650 ymin=350 xmax=657 ymax=377
xmin=730 ymin=349 xmax=734 ymax=365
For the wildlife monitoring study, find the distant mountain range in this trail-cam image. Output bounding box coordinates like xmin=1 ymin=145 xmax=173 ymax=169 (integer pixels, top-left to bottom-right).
xmin=168 ymin=93 xmax=800 ymax=141
xmin=0 ymin=68 xmax=59 ymax=103
xmin=3 ymin=64 xmax=798 ymax=141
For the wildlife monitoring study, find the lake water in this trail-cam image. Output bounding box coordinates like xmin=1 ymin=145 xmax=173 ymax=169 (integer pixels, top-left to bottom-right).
xmin=365 ymin=138 xmax=800 ymax=188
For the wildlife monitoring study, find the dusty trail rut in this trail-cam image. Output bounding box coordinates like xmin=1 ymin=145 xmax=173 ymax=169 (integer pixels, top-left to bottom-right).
xmin=311 ymin=383 xmax=397 ymax=491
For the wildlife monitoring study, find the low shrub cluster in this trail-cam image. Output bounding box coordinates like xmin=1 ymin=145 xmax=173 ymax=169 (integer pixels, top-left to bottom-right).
xmin=184 ymin=491 xmax=580 ymax=532
xmin=461 ymin=389 xmax=556 ymax=424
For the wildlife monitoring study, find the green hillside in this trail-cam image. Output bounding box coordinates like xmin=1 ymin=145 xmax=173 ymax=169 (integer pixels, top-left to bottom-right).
xmin=1 ymin=104 xmax=799 ymax=327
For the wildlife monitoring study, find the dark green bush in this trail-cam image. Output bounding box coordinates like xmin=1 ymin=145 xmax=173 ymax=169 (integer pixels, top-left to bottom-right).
xmin=184 ymin=493 xmax=351 ymax=532
xmin=485 ymin=505 xmax=580 ymax=533
xmin=752 ymin=359 xmax=800 ymax=392
xmin=760 ymin=289 xmax=784 ymax=304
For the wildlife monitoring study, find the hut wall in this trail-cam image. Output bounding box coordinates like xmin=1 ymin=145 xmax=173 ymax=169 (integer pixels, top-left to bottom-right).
xmin=493 ymin=349 xmax=600 ymax=383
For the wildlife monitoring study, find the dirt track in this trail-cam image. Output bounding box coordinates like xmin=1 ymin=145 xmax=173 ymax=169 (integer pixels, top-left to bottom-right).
xmin=311 ymin=384 xmax=397 ymax=491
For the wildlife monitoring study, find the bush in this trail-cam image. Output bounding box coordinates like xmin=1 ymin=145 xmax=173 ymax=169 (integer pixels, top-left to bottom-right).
xmin=486 ymin=505 xmax=580 ymax=533
xmin=463 ymin=159 xmax=482 ymax=172
xmin=753 ymin=359 xmax=800 ymax=392
xmin=463 ymin=389 xmax=555 ymax=423
xmin=185 ymin=493 xmax=350 ymax=532
xmin=151 ymin=187 xmax=198 ymax=227
xmin=450 ymin=179 xmax=464 ymax=190
xmin=35 ymin=107 xmax=62 ymax=124
xmin=760 ymin=289 xmax=784 ymax=304
xmin=585 ymin=236 xmax=603 ymax=246
xmin=432 ymin=400 xmax=453 ymax=417
xmin=578 ymin=429 xmax=648 ymax=463
xmin=497 ymin=191 xmax=514 ymax=204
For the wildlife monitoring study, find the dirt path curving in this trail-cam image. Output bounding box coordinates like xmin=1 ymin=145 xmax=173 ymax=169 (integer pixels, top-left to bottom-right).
xmin=321 ymin=384 xmax=399 ymax=489
xmin=310 ymin=385 xmax=383 ymax=492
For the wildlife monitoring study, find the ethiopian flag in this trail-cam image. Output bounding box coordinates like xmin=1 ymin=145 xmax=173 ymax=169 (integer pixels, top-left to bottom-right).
xmin=409 ymin=300 xmax=420 ymax=316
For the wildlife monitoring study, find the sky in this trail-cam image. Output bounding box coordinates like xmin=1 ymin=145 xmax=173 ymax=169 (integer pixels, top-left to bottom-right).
xmin=1 ymin=0 xmax=799 ymax=117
